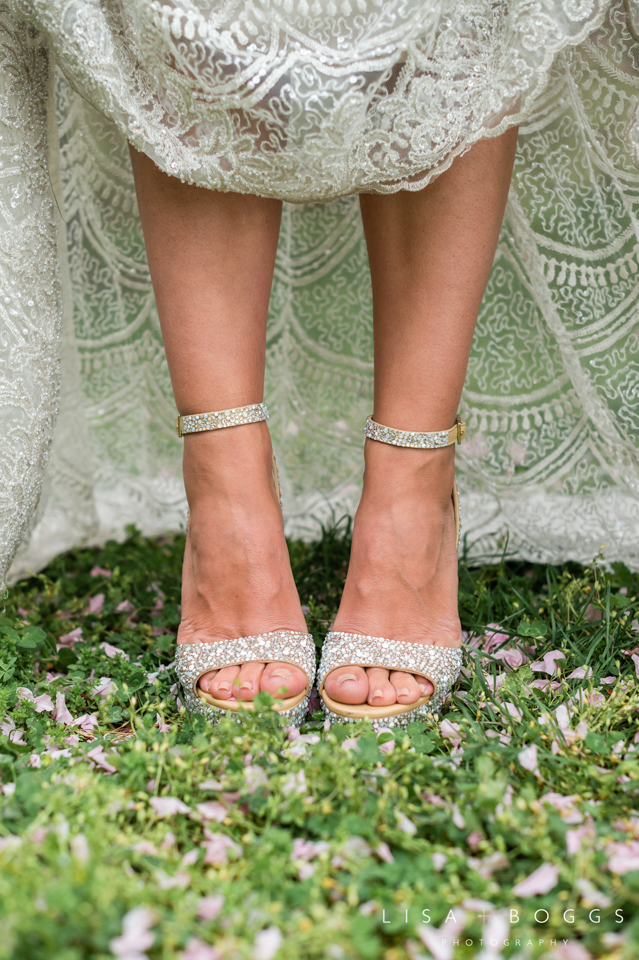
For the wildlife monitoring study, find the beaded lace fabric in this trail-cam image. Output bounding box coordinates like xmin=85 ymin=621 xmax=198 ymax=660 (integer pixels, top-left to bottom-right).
xmin=3 ymin=1 xmax=639 ymax=584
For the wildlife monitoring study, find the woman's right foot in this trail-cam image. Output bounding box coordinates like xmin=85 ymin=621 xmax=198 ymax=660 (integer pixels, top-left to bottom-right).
xmin=177 ymin=420 xmax=308 ymax=701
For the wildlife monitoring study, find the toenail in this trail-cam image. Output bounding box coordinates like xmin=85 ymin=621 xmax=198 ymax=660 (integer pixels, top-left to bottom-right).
xmin=215 ymin=682 xmax=230 ymax=692
xmin=270 ymin=670 xmax=292 ymax=680
xmin=372 ymin=689 xmax=384 ymax=700
xmin=419 ymin=685 xmax=428 ymax=695
xmin=336 ymin=673 xmax=359 ymax=685
xmin=397 ymin=688 xmax=410 ymax=697
xmin=239 ymin=681 xmax=253 ymax=690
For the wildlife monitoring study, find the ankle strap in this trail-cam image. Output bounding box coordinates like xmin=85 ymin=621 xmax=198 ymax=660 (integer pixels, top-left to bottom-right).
xmin=365 ymin=415 xmax=466 ymax=448
xmin=176 ymin=402 xmax=269 ymax=437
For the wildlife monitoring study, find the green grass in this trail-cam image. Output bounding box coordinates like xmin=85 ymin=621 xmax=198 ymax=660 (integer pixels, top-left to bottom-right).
xmin=0 ymin=525 xmax=638 ymax=959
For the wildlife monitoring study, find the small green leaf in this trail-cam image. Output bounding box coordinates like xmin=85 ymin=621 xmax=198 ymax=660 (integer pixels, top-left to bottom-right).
xmin=518 ymin=620 xmax=548 ymax=638
xmin=585 ymin=732 xmax=606 ymax=754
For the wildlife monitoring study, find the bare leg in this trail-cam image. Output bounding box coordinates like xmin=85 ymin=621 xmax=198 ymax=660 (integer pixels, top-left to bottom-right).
xmin=129 ymin=147 xmax=307 ymax=702
xmin=324 ymin=128 xmax=518 ymax=707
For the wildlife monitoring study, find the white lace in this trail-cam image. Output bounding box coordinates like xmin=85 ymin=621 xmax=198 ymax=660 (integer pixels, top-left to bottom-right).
xmin=18 ymin=0 xmax=609 ymax=200
xmin=3 ymin=0 xmax=639 ymax=585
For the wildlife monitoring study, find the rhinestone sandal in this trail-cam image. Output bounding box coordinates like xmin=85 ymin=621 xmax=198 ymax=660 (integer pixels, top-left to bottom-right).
xmin=318 ymin=415 xmax=466 ymax=731
xmin=173 ymin=402 xmax=316 ymax=725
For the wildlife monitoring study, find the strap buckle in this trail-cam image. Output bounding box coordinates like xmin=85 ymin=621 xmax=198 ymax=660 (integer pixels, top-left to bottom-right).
xmin=175 ymin=416 xmax=183 ymax=438
xmin=455 ymin=418 xmax=466 ymax=445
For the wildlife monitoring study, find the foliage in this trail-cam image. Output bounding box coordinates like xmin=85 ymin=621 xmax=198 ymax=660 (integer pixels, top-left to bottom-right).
xmin=0 ymin=527 xmax=638 ymax=959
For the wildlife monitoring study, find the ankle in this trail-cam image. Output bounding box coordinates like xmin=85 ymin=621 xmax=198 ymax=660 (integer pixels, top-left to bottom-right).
xmin=182 ymin=421 xmax=276 ymax=507
xmin=361 ymin=440 xmax=456 ymax=509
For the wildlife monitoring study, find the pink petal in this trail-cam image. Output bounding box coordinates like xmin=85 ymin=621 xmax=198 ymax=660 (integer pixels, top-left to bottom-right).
xmin=503 ymin=702 xmax=523 ymax=723
xmin=482 ymin=625 xmax=510 ymax=653
xmin=196 ymin=895 xmax=225 ymax=921
xmin=631 ymin=654 xmax=639 ymax=678
xmin=56 ymin=627 xmax=83 ymax=650
xmin=530 ymin=650 xmax=565 ymax=675
xmin=110 ymin=906 xmax=154 ymax=957
xmin=485 ymin=673 xmax=506 ymax=693
xmin=90 ymin=566 xmax=111 ymax=578
xmin=155 ymin=713 xmax=171 ymax=733
xmin=492 ymin=647 xmax=529 ymax=669
xmin=180 ymin=937 xmax=221 ymax=960
xmin=377 ymin=841 xmax=394 ymax=863
xmin=150 ymin=796 xmax=190 ymax=817
xmin=195 ymin=802 xmax=227 ymax=823
xmin=253 ymin=927 xmax=283 ymax=960
xmin=87 ymin=594 xmax=104 ymax=615
xmin=566 ymin=666 xmax=592 ymax=679
xmin=86 ymin=745 xmax=117 ymax=774
xmin=566 ymin=821 xmax=595 ymax=855
xmin=528 ymin=679 xmax=561 ymax=692
xmin=72 ymin=713 xmax=99 ymax=732
xmin=512 ymin=862 xmax=559 ymax=896
xmin=517 ymin=744 xmax=539 ymax=776
xmin=54 ymin=692 xmax=74 ymax=725
xmin=33 ymin=693 xmax=54 ymax=713
xmin=100 ymin=642 xmax=129 ymax=660
xmin=93 ymin=677 xmax=117 ymax=698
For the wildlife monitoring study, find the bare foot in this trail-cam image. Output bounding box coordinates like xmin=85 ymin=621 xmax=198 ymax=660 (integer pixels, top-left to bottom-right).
xmin=177 ymin=421 xmax=308 ymax=701
xmin=323 ymin=440 xmax=462 ymax=707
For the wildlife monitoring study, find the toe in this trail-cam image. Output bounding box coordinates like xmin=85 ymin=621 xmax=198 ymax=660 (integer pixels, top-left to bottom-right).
xmin=236 ymin=661 xmax=266 ymax=701
xmin=207 ymin=665 xmax=239 ymax=700
xmin=260 ymin=661 xmax=307 ymax=699
xmin=390 ymin=670 xmax=422 ymax=704
xmin=366 ymin=667 xmax=396 ymax=706
xmin=323 ymin=665 xmax=369 ymax=704
xmin=198 ymin=669 xmax=218 ymax=693
xmin=414 ymin=674 xmax=434 ymax=698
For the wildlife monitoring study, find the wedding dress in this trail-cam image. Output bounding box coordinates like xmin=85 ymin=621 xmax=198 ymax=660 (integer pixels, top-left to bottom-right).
xmin=2 ymin=0 xmax=639 ymax=585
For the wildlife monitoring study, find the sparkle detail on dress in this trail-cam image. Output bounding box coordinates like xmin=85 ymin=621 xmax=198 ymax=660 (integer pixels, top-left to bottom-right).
xmin=364 ymin=415 xmax=466 ymax=449
xmin=176 ymin=402 xmax=268 ymax=437
xmin=175 ymin=630 xmax=316 ymax=726
xmin=318 ymin=632 xmax=463 ymax=731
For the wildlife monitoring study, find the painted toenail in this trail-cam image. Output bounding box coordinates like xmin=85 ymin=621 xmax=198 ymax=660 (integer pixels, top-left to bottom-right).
xmin=215 ymin=682 xmax=230 ymax=692
xmin=336 ymin=673 xmax=360 ymax=685
xmin=239 ymin=681 xmax=253 ymax=690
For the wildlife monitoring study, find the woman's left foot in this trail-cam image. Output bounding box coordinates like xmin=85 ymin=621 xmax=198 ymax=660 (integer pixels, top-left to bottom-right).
xmin=323 ymin=439 xmax=462 ymax=707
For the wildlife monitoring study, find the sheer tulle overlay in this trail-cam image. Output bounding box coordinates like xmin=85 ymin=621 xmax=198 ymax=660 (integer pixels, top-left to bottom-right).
xmin=2 ymin=0 xmax=639 ymax=584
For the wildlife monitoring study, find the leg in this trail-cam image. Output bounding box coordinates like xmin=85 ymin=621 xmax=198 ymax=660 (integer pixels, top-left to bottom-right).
xmin=324 ymin=128 xmax=518 ymax=707
xmin=129 ymin=147 xmax=307 ymax=701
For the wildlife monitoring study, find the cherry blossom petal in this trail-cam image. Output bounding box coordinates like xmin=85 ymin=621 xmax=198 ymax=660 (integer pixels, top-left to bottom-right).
xmin=253 ymin=927 xmax=283 ymax=960
xmin=196 ymin=895 xmax=225 ymax=921
xmin=87 ymin=594 xmax=105 ymax=615
xmin=110 ymin=906 xmax=154 ymax=958
xmin=512 ymin=862 xmax=559 ymax=896
xmin=54 ymin=692 xmax=74 ymax=724
xmin=149 ymin=796 xmax=190 ymax=817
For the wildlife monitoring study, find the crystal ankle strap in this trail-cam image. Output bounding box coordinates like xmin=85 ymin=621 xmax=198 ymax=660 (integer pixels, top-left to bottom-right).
xmin=364 ymin=415 xmax=466 ymax=449
xmin=176 ymin=402 xmax=269 ymax=437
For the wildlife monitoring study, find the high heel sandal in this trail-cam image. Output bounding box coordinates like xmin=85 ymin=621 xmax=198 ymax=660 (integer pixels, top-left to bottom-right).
xmin=174 ymin=402 xmax=316 ymax=726
xmin=318 ymin=415 xmax=466 ymax=731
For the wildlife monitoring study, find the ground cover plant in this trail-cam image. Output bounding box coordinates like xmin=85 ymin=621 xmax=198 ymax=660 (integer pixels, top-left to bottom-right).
xmin=0 ymin=523 xmax=638 ymax=960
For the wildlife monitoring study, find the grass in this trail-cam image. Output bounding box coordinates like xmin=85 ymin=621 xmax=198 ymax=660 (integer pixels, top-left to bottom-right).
xmin=0 ymin=524 xmax=638 ymax=959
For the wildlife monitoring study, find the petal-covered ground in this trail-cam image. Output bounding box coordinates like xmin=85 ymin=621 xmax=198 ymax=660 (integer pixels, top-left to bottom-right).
xmin=0 ymin=528 xmax=637 ymax=958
